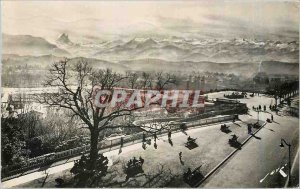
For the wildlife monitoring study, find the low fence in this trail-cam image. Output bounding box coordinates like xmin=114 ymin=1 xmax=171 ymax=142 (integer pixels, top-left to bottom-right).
xmin=132 ymin=117 xmax=179 ymax=126
xmin=2 ymin=115 xmax=235 ymax=179
xmin=181 ymin=105 xmax=246 ymax=122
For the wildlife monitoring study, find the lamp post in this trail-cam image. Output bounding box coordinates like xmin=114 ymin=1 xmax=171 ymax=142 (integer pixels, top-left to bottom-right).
xmin=279 ymin=138 xmax=291 ymax=186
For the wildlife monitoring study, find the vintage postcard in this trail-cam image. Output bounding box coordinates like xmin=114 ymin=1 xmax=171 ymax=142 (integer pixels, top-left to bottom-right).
xmin=1 ymin=1 xmax=299 ymax=188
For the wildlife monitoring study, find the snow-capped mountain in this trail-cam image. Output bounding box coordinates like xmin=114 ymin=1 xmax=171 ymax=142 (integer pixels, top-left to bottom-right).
xmin=56 ymin=33 xmax=73 ymax=45
xmin=90 ymin=36 xmax=299 ymax=63
xmin=2 ymin=34 xmax=70 ymax=57
xmin=3 ymin=33 xmax=299 ymax=64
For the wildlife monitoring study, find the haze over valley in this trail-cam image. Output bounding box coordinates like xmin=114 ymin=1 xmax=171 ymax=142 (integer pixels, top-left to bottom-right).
xmin=2 ymin=1 xmax=299 ymax=87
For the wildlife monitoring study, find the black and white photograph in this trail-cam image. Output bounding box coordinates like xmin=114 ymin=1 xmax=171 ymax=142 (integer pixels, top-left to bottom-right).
xmin=1 ymin=1 xmax=299 ymax=188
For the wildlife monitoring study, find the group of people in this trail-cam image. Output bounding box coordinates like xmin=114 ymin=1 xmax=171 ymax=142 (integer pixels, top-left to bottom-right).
xmin=127 ymin=156 xmax=144 ymax=168
xmin=143 ymin=131 xmax=165 ymax=142
xmin=187 ymin=136 xmax=195 ymax=142
xmin=269 ymin=104 xmax=278 ymax=111
xmin=141 ymin=131 xmax=163 ymax=150
xmin=252 ymin=105 xmax=267 ymax=111
xmin=186 ymin=168 xmax=192 ymax=176
xmin=220 ymin=124 xmax=229 ymax=131
xmin=249 ymin=92 xmax=261 ymax=96
xmin=232 ymin=134 xmax=238 ymax=141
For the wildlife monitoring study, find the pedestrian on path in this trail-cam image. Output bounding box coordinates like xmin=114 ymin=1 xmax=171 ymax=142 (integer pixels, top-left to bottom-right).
xmin=139 ymin=156 xmax=144 ymax=165
xmin=271 ymin=114 xmax=274 ymax=121
xmin=133 ymin=157 xmax=138 ymax=165
xmin=168 ymin=130 xmax=172 ymax=139
xmin=154 ymin=132 xmax=157 ymax=142
xmin=142 ymin=132 xmax=146 ymax=142
xmin=179 ymin=152 xmax=182 ymax=161
xmin=120 ymin=137 xmax=124 ymax=147
xmin=247 ymin=124 xmax=252 ymax=134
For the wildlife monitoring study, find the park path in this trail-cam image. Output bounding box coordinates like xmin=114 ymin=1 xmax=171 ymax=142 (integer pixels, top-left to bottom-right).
xmin=3 ymin=92 xmax=296 ymax=188
xmin=2 ymin=116 xmax=256 ymax=188
xmin=202 ymin=93 xmax=299 ymax=187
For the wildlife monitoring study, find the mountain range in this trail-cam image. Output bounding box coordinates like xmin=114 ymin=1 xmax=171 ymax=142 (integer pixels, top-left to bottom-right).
xmin=2 ymin=34 xmax=70 ymax=57
xmin=56 ymin=33 xmax=73 ymax=46
xmin=2 ymin=33 xmax=299 ymax=77
xmin=77 ymin=36 xmax=298 ymax=63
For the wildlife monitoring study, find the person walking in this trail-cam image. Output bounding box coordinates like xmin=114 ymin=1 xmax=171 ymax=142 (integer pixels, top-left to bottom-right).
xmin=127 ymin=159 xmax=133 ymax=167
xmin=142 ymin=132 xmax=146 ymax=142
xmin=168 ymin=130 xmax=172 ymax=139
xmin=154 ymin=132 xmax=157 ymax=142
xmin=120 ymin=137 xmax=124 ymax=147
xmin=187 ymin=168 xmax=192 ymax=175
xmin=179 ymin=152 xmax=182 ymax=161
xmin=271 ymin=114 xmax=274 ymax=121
xmin=247 ymin=124 xmax=252 ymax=134
xmin=133 ymin=157 xmax=138 ymax=165
xmin=139 ymin=156 xmax=144 ymax=165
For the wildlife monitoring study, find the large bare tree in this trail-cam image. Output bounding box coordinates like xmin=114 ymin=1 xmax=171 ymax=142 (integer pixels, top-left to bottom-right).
xmin=37 ymin=58 xmax=176 ymax=170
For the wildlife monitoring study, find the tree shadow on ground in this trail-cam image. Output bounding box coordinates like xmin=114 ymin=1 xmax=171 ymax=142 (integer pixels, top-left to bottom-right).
xmin=168 ymin=138 xmax=173 ymax=146
xmin=180 ymin=159 xmax=184 ymax=165
xmin=101 ymin=163 xmax=177 ymax=188
xmin=247 ymin=113 xmax=253 ymax=117
xmin=181 ymin=130 xmax=188 ymax=135
xmin=262 ymin=127 xmax=275 ymax=132
xmin=221 ymin=129 xmax=232 ymax=134
xmin=34 ymin=173 xmax=49 ymax=188
xmin=38 ymin=163 xmax=52 ymax=173
xmin=233 ymin=122 xmax=242 ymax=127
xmin=251 ymin=133 xmax=262 ymax=140
xmin=185 ymin=141 xmax=198 ymax=150
xmin=229 ymin=140 xmax=242 ymax=150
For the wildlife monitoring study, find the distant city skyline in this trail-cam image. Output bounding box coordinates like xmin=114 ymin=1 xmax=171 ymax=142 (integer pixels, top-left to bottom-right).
xmin=2 ymin=1 xmax=299 ymax=42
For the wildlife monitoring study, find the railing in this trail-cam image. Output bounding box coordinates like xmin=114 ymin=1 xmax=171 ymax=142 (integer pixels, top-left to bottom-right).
xmin=180 ymin=105 xmax=247 ymax=122
xmin=2 ymin=115 xmax=235 ymax=179
xmin=132 ymin=117 xmax=179 ymax=126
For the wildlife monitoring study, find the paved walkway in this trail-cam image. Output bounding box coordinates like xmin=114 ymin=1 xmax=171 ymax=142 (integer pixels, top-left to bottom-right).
xmin=3 ymin=92 xmax=297 ymax=188
xmin=3 ymin=116 xmax=257 ymax=188
xmin=202 ymin=93 xmax=299 ymax=187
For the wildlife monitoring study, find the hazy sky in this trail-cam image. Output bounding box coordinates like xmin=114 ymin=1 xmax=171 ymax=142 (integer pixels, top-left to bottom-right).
xmin=2 ymin=1 xmax=299 ymax=41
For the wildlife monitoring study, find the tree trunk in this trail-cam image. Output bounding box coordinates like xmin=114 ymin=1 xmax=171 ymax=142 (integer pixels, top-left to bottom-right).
xmin=89 ymin=129 xmax=99 ymax=169
xmin=279 ymin=97 xmax=282 ymax=104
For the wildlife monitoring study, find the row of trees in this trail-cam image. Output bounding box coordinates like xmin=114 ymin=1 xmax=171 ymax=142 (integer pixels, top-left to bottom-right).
xmin=266 ymin=80 xmax=299 ymax=106
xmin=1 ymin=112 xmax=84 ymax=168
xmin=1 ymin=117 xmax=27 ymax=166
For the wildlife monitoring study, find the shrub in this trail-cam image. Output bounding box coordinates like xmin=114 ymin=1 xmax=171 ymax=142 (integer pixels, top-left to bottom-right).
xmin=70 ymin=154 xmax=108 ymax=187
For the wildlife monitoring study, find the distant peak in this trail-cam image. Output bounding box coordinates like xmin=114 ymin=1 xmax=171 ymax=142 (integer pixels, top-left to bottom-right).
xmin=56 ymin=33 xmax=73 ymax=45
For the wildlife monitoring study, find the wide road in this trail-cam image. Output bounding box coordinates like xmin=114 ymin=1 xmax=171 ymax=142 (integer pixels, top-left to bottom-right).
xmin=203 ymin=92 xmax=299 ymax=187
